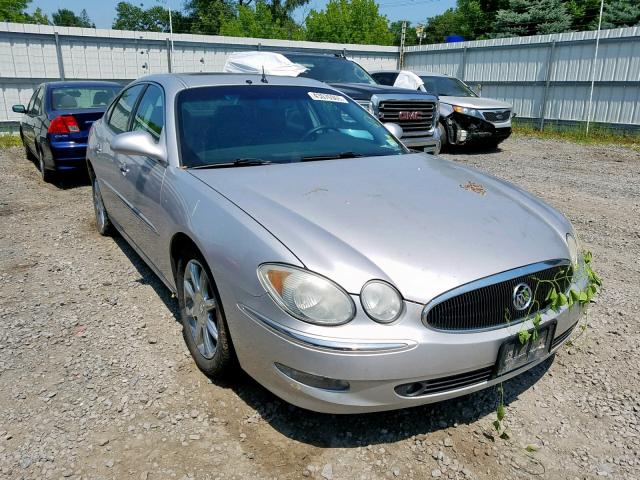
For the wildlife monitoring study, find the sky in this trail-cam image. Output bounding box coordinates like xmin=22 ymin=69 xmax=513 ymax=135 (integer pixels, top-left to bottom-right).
xmin=30 ymin=0 xmax=457 ymax=29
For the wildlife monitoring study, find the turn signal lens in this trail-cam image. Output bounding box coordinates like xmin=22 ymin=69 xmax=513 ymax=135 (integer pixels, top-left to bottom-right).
xmin=258 ymin=264 xmax=355 ymax=326
xmin=566 ymin=232 xmax=579 ymax=266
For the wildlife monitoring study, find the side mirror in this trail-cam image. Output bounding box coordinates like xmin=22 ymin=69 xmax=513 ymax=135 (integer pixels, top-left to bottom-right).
xmin=110 ymin=131 xmax=166 ymax=163
xmin=12 ymin=105 xmax=26 ymax=113
xmin=384 ymin=122 xmax=403 ymax=139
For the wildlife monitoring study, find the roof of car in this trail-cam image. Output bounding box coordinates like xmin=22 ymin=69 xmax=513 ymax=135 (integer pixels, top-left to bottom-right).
xmin=44 ymin=80 xmax=123 ymax=88
xmin=371 ymin=70 xmax=451 ymax=78
xmin=141 ymin=73 xmax=335 ymax=90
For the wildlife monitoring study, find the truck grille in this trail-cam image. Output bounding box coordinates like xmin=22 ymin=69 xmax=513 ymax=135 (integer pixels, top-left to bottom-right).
xmin=482 ymin=110 xmax=511 ymax=122
xmin=377 ymin=100 xmax=436 ymax=134
xmin=423 ymin=263 xmax=572 ymax=331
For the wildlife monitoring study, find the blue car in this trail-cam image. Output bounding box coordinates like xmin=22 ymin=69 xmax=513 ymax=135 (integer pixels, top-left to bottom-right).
xmin=12 ymin=81 xmax=121 ymax=182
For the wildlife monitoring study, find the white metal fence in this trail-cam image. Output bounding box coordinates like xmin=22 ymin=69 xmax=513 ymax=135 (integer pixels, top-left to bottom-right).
xmin=0 ymin=22 xmax=398 ymax=128
xmin=1 ymin=22 xmax=639 ymax=131
xmin=404 ymin=27 xmax=640 ymax=128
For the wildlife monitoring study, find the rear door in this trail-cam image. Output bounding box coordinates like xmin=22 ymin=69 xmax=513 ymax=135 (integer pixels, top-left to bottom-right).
xmin=93 ymin=83 xmax=146 ymax=232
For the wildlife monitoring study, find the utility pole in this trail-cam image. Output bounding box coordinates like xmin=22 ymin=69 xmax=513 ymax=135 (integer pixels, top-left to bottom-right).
xmin=399 ymin=20 xmax=407 ymax=69
xmin=586 ymin=0 xmax=605 ymax=136
xmin=416 ymin=24 xmax=425 ymax=46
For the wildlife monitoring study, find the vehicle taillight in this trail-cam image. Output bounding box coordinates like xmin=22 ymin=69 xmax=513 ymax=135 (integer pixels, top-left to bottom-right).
xmin=48 ymin=115 xmax=80 ymax=134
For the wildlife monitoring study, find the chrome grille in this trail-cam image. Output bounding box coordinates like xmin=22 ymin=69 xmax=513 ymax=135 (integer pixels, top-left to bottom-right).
xmin=377 ymin=100 xmax=436 ymax=134
xmin=423 ymin=263 xmax=572 ymax=331
xmin=482 ymin=110 xmax=511 ymax=122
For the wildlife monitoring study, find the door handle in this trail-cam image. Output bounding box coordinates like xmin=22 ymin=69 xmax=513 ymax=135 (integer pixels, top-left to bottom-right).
xmin=95 ymin=143 xmax=102 ymax=153
xmin=119 ymin=163 xmax=129 ymax=176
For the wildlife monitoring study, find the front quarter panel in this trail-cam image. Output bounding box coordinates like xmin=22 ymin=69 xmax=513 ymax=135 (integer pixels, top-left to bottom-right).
xmin=159 ymin=167 xmax=303 ymax=300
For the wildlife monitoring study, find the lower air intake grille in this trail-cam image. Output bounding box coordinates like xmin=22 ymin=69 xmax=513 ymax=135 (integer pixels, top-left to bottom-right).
xmin=395 ymin=367 xmax=493 ymax=397
xmin=423 ymin=263 xmax=572 ymax=332
xmin=551 ymin=322 xmax=578 ymax=349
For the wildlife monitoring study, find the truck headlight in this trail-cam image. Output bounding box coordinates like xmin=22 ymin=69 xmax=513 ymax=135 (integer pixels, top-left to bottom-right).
xmin=356 ymin=100 xmax=373 ymax=113
xmin=360 ymin=280 xmax=403 ymax=323
xmin=258 ymin=264 xmax=355 ymax=326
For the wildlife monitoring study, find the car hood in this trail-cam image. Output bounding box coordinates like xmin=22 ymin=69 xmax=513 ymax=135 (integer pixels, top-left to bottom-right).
xmin=331 ymin=82 xmax=435 ymax=101
xmin=441 ymin=96 xmax=512 ymax=110
xmin=190 ymin=154 xmax=571 ymax=304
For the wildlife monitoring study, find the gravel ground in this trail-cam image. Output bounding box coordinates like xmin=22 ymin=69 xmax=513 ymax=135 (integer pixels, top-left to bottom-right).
xmin=0 ymin=136 xmax=639 ymax=480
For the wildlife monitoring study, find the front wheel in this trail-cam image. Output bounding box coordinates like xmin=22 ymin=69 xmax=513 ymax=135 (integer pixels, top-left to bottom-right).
xmin=437 ymin=122 xmax=448 ymax=151
xmin=177 ymin=252 xmax=235 ymax=378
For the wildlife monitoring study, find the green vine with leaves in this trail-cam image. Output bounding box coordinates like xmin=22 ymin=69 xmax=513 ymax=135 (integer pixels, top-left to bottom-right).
xmin=492 ymin=250 xmax=602 ymax=440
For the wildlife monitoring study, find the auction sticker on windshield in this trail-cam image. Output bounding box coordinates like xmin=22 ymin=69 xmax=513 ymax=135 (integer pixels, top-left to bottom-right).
xmin=308 ymin=92 xmax=348 ymax=103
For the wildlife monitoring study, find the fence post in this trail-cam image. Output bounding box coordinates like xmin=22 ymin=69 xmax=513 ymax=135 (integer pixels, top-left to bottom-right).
xmin=166 ymin=38 xmax=172 ymax=73
xmin=539 ymin=40 xmax=556 ymax=131
xmin=460 ymin=46 xmax=468 ymax=81
xmin=54 ymin=32 xmax=65 ymax=80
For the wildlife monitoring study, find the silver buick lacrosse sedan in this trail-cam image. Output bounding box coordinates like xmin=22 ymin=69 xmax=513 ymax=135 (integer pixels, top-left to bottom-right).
xmin=87 ymin=73 xmax=587 ymax=413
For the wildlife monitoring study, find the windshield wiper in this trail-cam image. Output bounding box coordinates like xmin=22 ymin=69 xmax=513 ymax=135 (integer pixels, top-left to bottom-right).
xmin=301 ymin=151 xmax=365 ymax=162
xmin=189 ymin=158 xmax=272 ymax=169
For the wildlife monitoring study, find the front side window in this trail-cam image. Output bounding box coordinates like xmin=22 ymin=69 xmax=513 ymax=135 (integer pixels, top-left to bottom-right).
xmin=177 ymin=85 xmax=406 ymax=168
xmin=286 ymin=54 xmax=377 ymax=85
xmin=27 ymin=88 xmax=40 ymax=113
xmin=421 ymin=76 xmax=477 ymax=97
xmin=132 ymin=85 xmax=164 ymax=142
xmin=50 ymin=86 xmax=120 ymax=111
xmin=107 ymin=84 xmax=146 ymax=134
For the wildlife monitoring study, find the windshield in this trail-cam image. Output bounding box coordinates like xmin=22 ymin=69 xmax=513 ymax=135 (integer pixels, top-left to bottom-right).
xmin=285 ymin=54 xmax=377 ymax=85
xmin=177 ymin=85 xmax=405 ymax=168
xmin=51 ymin=86 xmax=120 ymax=110
xmin=420 ymin=76 xmax=477 ymax=97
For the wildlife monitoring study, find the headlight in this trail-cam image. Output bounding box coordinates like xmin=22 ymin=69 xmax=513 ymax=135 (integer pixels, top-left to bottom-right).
xmin=257 ymin=264 xmax=355 ymax=326
xmin=453 ymin=105 xmax=482 ymax=119
xmin=360 ymin=280 xmax=403 ymax=323
xmin=357 ymin=100 xmax=373 ymax=113
xmin=566 ymin=232 xmax=579 ymax=266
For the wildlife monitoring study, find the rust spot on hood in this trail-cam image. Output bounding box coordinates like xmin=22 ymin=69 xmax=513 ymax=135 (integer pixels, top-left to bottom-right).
xmin=460 ymin=181 xmax=486 ymax=196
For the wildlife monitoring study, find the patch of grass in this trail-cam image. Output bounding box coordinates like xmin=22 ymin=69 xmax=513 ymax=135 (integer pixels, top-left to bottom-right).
xmin=513 ymin=121 xmax=640 ymax=151
xmin=0 ymin=134 xmax=22 ymax=149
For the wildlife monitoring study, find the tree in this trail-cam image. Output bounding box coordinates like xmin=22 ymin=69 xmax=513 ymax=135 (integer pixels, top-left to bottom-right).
xmin=113 ymin=2 xmax=191 ymax=32
xmin=52 ymin=8 xmax=95 ymax=28
xmin=0 ymin=0 xmax=31 ymax=22
xmin=390 ymin=20 xmax=417 ymax=47
xmin=305 ymin=0 xmax=394 ymax=45
xmin=596 ymin=0 xmax=640 ymax=29
xmin=185 ymin=0 xmax=235 ymax=34
xmin=28 ymin=7 xmax=49 ymax=24
xmin=219 ymin=0 xmax=304 ymax=39
xmin=493 ymin=0 xmax=572 ymax=37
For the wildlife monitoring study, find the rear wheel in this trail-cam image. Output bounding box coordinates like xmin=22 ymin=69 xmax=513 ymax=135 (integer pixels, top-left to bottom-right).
xmin=92 ymin=176 xmax=114 ymax=236
xmin=37 ymin=147 xmax=53 ymax=183
xmin=177 ymin=252 xmax=234 ymax=378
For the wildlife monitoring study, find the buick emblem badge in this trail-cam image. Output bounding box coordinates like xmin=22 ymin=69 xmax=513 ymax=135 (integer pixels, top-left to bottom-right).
xmin=512 ymin=283 xmax=533 ymax=311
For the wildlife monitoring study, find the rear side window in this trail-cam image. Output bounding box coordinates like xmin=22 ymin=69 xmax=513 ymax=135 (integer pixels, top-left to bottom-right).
xmin=107 ymin=84 xmax=145 ymax=134
xmin=51 ymin=86 xmax=120 ymax=110
xmin=132 ymin=85 xmax=164 ymax=142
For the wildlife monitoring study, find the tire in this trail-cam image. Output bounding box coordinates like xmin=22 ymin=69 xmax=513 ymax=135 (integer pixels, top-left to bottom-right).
xmin=177 ymin=251 xmax=235 ymax=378
xmin=437 ymin=122 xmax=448 ymax=151
xmin=37 ymin=147 xmax=54 ymax=183
xmin=92 ymin=176 xmax=114 ymax=236
xmin=22 ymin=133 xmax=35 ymax=161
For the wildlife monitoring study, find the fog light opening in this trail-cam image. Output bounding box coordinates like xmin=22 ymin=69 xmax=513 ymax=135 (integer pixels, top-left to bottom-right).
xmin=396 ymin=382 xmax=425 ymax=397
xmin=275 ymin=363 xmax=350 ymax=392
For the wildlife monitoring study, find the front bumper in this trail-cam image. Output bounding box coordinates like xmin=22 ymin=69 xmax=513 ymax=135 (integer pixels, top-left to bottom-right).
xmin=229 ymin=289 xmax=584 ymax=414
xmin=445 ymin=114 xmax=512 ymax=146
xmin=401 ymin=130 xmax=441 ymax=153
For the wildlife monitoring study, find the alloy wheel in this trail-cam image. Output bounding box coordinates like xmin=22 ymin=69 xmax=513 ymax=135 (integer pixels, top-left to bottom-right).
xmin=183 ymin=259 xmax=219 ymax=359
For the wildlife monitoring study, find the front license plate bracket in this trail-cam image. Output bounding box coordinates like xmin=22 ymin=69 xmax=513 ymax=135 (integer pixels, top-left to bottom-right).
xmin=494 ymin=321 xmax=556 ymax=377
